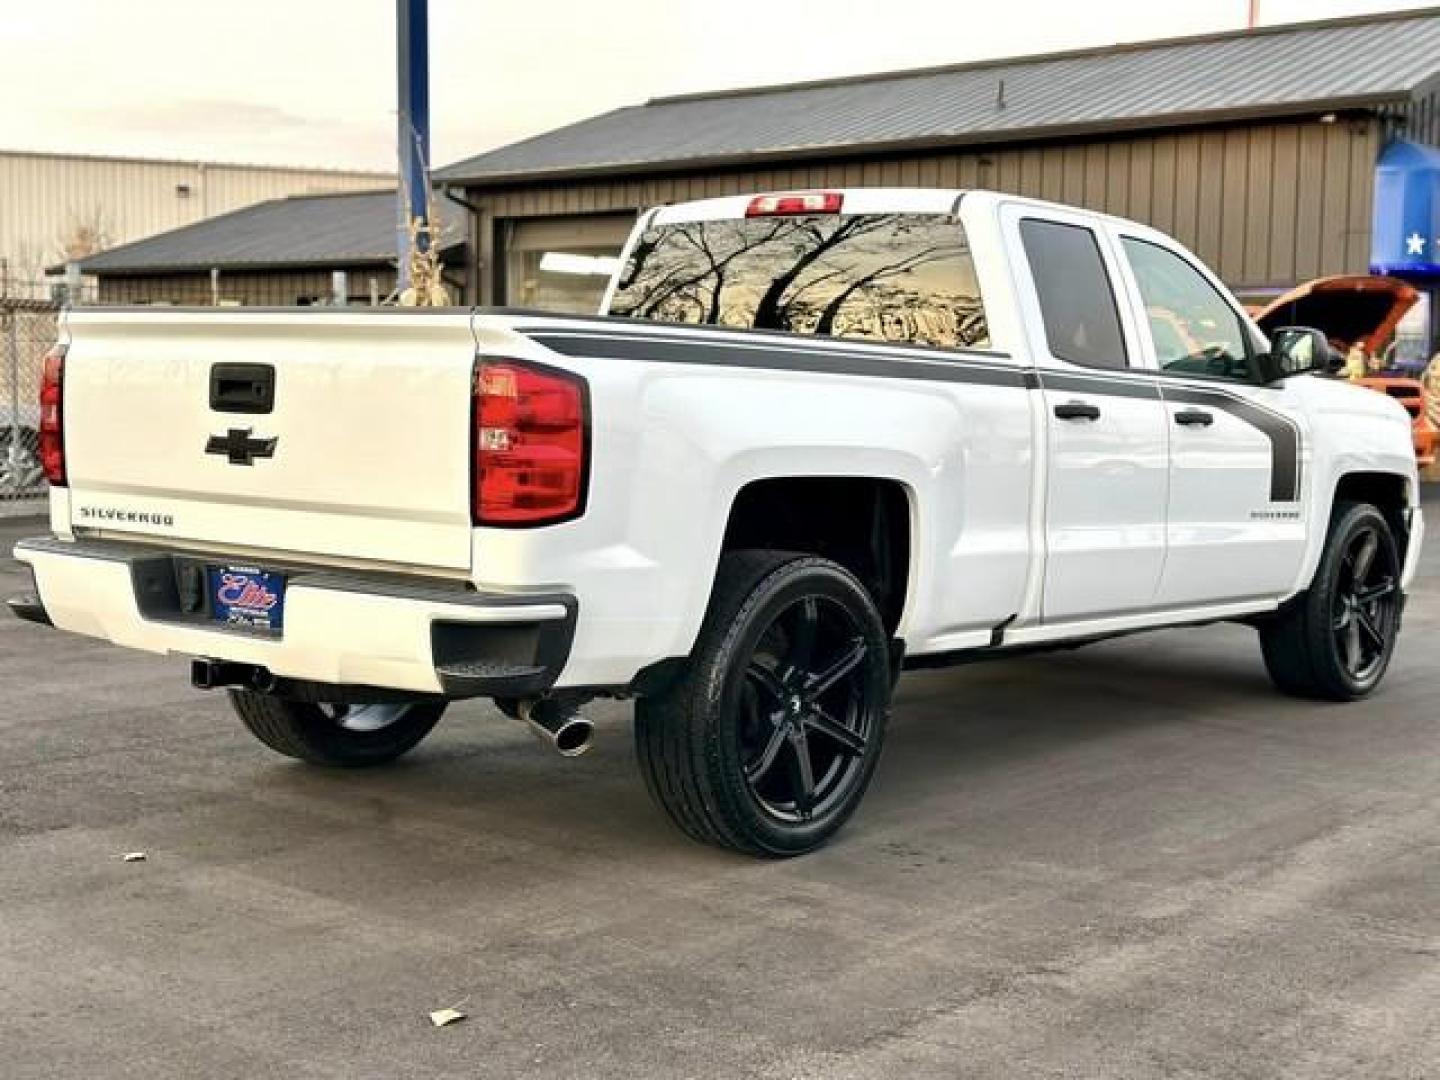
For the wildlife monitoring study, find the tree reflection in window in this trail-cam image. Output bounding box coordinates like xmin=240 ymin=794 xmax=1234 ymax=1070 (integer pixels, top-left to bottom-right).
xmin=610 ymin=213 xmax=989 ymax=350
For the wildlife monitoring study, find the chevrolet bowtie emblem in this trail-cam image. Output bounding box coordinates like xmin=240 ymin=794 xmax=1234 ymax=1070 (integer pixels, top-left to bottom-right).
xmin=205 ymin=427 xmax=277 ymax=466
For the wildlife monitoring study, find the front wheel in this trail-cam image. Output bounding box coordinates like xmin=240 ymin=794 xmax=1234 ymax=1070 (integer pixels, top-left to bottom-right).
xmin=229 ymin=691 xmax=446 ymax=766
xmin=635 ymin=551 xmax=892 ymax=857
xmin=1259 ymin=501 xmax=1403 ymax=701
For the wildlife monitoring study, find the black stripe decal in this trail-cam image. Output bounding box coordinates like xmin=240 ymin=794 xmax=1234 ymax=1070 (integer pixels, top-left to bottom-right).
xmin=1039 ymin=370 xmax=1162 ymax=401
xmin=517 ymin=319 xmax=1013 ymax=362
xmin=523 ymin=329 xmax=1300 ymax=502
xmin=1037 ymin=369 xmax=1300 ymax=502
xmin=527 ymin=331 xmax=1030 ymax=389
xmin=1160 ymin=384 xmax=1301 ymax=502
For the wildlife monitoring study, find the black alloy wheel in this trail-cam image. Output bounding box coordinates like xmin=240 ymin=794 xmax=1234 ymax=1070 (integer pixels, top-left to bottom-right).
xmin=1260 ymin=500 xmax=1403 ymax=701
xmin=738 ymin=595 xmax=875 ymax=824
xmin=636 ymin=551 xmax=892 ymax=856
xmin=1330 ymin=518 xmax=1400 ymax=685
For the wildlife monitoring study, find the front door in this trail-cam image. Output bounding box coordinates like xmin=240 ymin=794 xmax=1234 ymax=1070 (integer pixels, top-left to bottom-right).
xmin=1111 ymin=232 xmax=1309 ymax=606
xmin=1009 ymin=210 xmax=1170 ymax=622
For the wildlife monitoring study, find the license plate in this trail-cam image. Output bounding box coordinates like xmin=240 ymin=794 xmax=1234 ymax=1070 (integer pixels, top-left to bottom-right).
xmin=208 ymin=565 xmax=285 ymax=631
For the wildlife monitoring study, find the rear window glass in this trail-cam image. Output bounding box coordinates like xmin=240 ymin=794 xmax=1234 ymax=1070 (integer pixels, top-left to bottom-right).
xmin=607 ymin=213 xmax=989 ymax=350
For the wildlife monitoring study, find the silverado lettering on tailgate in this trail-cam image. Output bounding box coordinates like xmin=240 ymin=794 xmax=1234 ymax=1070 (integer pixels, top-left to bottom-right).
xmin=77 ymin=506 xmax=176 ymax=528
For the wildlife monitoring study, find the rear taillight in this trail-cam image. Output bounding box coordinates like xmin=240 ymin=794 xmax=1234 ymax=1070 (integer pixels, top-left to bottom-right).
xmin=745 ymin=192 xmax=844 ymax=217
xmin=473 ymin=359 xmax=588 ymax=525
xmin=38 ymin=344 xmax=66 ymax=486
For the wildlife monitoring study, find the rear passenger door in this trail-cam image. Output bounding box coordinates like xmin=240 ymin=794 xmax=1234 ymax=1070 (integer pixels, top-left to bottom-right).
xmin=1006 ymin=208 xmax=1170 ymax=623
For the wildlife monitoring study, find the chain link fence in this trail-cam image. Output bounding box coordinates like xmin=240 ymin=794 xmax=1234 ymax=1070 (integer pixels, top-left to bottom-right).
xmin=1 ymin=284 xmax=72 ymax=509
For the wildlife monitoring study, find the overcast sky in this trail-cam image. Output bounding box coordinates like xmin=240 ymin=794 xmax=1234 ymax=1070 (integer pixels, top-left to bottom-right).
xmin=1 ymin=0 xmax=1431 ymax=173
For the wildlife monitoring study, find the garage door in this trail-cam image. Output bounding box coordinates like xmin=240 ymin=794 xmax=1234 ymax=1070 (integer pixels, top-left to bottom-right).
xmin=505 ymin=214 xmax=636 ymax=314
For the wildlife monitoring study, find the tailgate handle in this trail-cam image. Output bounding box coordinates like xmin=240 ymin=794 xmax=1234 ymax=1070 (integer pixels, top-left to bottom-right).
xmin=210 ymin=363 xmax=275 ymax=414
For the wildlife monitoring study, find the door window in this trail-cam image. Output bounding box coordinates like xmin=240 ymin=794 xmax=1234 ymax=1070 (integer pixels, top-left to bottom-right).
xmin=1019 ymin=218 xmax=1128 ymax=370
xmin=1121 ymin=238 xmax=1253 ymax=381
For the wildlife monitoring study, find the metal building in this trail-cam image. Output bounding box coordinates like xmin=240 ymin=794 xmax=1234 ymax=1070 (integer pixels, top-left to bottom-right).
xmin=76 ymin=191 xmax=466 ymax=306
xmin=435 ymin=7 xmax=1440 ymax=348
xmin=0 ymin=149 xmax=389 ymax=296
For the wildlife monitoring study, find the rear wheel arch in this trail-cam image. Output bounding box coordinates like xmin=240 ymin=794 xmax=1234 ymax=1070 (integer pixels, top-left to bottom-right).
xmin=716 ymin=476 xmax=914 ymax=637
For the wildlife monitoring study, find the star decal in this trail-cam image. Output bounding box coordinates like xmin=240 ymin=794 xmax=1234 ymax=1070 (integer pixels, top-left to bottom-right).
xmin=1406 ymin=232 xmax=1426 ymax=256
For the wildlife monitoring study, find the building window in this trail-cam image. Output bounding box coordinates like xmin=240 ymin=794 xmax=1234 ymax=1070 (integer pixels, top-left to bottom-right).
xmin=504 ymin=214 xmax=636 ymax=314
xmin=511 ymin=248 xmax=621 ymax=313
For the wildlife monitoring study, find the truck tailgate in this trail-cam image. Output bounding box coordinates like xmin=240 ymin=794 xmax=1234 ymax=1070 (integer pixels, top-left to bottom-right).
xmin=60 ymin=309 xmax=478 ymax=571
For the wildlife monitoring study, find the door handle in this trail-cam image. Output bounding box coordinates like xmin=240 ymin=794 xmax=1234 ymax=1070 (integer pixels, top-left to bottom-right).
xmin=1173 ymin=409 xmax=1214 ymax=427
xmin=1053 ymin=401 xmax=1101 ymax=421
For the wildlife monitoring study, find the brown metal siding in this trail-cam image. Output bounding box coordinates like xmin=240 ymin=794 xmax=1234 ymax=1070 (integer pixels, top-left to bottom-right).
xmin=1241 ymin=126 xmax=1274 ymax=284
xmin=464 ymin=117 xmax=1380 ymax=299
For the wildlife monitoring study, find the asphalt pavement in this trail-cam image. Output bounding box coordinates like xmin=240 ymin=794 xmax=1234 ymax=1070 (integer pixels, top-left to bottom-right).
xmin=2 ymin=492 xmax=1437 ymax=1079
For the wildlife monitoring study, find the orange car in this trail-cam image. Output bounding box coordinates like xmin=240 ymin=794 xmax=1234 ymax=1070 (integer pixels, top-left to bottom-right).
xmin=1255 ymin=275 xmax=1438 ymax=469
xmin=1358 ymin=375 xmax=1437 ymax=468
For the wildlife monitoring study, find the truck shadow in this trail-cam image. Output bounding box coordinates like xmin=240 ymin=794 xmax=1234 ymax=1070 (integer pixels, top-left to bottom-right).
xmin=248 ymin=625 xmax=1316 ymax=869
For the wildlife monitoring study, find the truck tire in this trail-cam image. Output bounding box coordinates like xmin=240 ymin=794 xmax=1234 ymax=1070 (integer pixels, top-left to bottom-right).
xmin=229 ymin=691 xmax=446 ymax=767
xmin=635 ymin=551 xmax=892 ymax=857
xmin=1259 ymin=501 xmax=1402 ymax=701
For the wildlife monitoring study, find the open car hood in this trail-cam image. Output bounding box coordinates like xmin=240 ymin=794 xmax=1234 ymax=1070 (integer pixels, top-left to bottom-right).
xmin=1254 ymin=275 xmax=1420 ymax=353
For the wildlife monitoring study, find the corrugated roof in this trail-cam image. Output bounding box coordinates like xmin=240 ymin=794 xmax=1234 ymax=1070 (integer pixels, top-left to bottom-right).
xmin=437 ymin=8 xmax=1440 ymax=185
xmin=1 ymin=146 xmax=392 ymax=175
xmin=77 ymin=190 xmax=463 ymax=274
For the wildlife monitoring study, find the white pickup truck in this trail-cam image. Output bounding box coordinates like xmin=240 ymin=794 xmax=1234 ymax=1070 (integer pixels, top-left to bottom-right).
xmin=9 ymin=188 xmax=1424 ymax=856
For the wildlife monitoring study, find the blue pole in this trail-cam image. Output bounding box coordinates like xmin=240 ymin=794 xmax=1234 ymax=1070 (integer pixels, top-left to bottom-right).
xmin=396 ymin=0 xmax=431 ymax=288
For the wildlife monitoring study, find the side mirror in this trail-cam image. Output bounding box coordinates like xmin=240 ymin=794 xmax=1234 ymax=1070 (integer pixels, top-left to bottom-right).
xmin=1259 ymin=326 xmax=1335 ymax=383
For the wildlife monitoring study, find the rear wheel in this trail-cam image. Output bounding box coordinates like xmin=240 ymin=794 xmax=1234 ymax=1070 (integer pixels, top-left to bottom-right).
xmin=229 ymin=691 xmax=446 ymax=766
xmin=1259 ymin=501 xmax=1402 ymax=701
xmin=635 ymin=551 xmax=891 ymax=857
